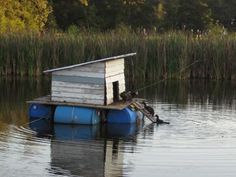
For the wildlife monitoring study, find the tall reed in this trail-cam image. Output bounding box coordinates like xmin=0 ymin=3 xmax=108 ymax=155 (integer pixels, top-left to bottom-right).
xmin=0 ymin=30 xmax=236 ymax=83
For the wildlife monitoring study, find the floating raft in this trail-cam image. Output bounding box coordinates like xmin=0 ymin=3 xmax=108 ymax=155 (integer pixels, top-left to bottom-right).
xmin=28 ymin=96 xmax=146 ymax=124
xmin=27 ymin=53 xmax=154 ymax=125
xmin=27 ymin=95 xmax=144 ymax=110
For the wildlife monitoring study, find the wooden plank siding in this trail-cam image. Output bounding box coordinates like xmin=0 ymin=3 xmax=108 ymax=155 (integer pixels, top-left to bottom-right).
xmin=52 ymin=81 xmax=104 ymax=90
xmin=52 ymin=85 xmax=104 ymax=95
xmin=52 ymin=96 xmax=104 ymax=105
xmin=53 ymin=63 xmax=105 ymax=77
xmin=27 ymin=95 xmax=138 ymax=110
xmin=105 ymin=58 xmax=126 ymax=105
xmin=50 ymin=62 xmax=105 ymax=73
xmin=52 ymin=75 xmax=104 ymax=85
xmin=52 ymin=91 xmax=104 ymax=99
xmin=51 ymin=62 xmax=105 ymax=105
xmin=49 ymin=58 xmax=127 ymax=105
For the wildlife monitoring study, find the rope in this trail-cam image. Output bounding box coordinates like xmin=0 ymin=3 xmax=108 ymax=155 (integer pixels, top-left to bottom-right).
xmin=23 ymin=117 xmax=48 ymax=127
xmin=136 ymin=60 xmax=200 ymax=92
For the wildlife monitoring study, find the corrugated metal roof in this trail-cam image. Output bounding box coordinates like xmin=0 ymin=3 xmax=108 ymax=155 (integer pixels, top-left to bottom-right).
xmin=43 ymin=53 xmax=136 ymax=73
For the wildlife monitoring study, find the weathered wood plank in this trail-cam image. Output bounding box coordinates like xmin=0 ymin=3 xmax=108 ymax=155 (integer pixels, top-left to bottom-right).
xmin=52 ymin=75 xmax=104 ymax=85
xmin=105 ymin=73 xmax=125 ymax=83
xmin=52 ymin=96 xmax=104 ymax=105
xmin=54 ymin=71 xmax=105 ymax=78
xmin=106 ymin=84 xmax=113 ymax=100
xmin=28 ymin=95 xmax=139 ymax=109
xmin=52 ymin=86 xmax=104 ymax=95
xmin=52 ymin=91 xmax=104 ymax=99
xmin=105 ymin=71 xmax=124 ymax=78
xmin=54 ymin=63 xmax=105 ymax=78
xmin=52 ymin=81 xmax=104 ymax=90
xmin=105 ymin=58 xmax=124 ymax=68
xmin=106 ymin=93 xmax=113 ymax=100
xmin=105 ymin=59 xmax=124 ymax=78
xmin=119 ymin=84 xmax=126 ymax=93
xmin=106 ymin=98 xmax=113 ymax=105
xmin=105 ymin=65 xmax=124 ymax=74
xmin=79 ymin=62 xmax=105 ymax=68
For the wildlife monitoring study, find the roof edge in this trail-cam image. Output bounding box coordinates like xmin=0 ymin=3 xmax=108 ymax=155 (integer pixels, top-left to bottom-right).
xmin=43 ymin=52 xmax=136 ymax=73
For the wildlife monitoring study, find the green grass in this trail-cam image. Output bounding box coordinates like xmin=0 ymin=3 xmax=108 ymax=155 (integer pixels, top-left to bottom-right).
xmin=0 ymin=30 xmax=236 ymax=83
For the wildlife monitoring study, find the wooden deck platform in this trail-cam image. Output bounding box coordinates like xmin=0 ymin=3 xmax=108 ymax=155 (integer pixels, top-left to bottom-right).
xmin=27 ymin=95 xmax=144 ymax=110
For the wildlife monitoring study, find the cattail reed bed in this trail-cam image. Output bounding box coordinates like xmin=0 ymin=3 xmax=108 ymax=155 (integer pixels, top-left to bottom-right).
xmin=0 ymin=31 xmax=236 ymax=83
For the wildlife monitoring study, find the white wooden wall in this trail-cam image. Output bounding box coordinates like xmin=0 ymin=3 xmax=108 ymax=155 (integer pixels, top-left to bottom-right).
xmin=51 ymin=62 xmax=105 ymax=105
xmin=105 ymin=58 xmax=126 ymax=105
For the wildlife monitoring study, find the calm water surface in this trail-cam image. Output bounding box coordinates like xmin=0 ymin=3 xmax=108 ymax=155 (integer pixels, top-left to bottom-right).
xmin=0 ymin=78 xmax=236 ymax=177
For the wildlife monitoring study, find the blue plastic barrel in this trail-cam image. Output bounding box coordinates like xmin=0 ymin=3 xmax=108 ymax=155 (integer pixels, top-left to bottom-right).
xmin=54 ymin=106 xmax=100 ymax=125
xmin=29 ymin=104 xmax=52 ymax=119
xmin=107 ymin=108 xmax=137 ymax=124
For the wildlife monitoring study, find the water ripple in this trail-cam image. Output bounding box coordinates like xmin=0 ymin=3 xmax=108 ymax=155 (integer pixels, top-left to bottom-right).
xmin=0 ymin=96 xmax=236 ymax=177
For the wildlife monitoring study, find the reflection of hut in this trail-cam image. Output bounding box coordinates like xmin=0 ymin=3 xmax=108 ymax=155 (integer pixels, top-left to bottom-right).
xmin=105 ymin=140 xmax=124 ymax=177
xmin=51 ymin=125 xmax=105 ymax=177
xmin=51 ymin=139 xmax=125 ymax=177
xmin=50 ymin=124 xmax=138 ymax=177
xmin=51 ymin=141 xmax=105 ymax=177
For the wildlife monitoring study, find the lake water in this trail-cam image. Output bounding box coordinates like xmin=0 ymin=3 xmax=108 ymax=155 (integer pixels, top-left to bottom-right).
xmin=0 ymin=78 xmax=236 ymax=177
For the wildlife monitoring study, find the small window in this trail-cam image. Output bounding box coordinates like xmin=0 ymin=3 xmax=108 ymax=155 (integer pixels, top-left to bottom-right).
xmin=112 ymin=81 xmax=119 ymax=102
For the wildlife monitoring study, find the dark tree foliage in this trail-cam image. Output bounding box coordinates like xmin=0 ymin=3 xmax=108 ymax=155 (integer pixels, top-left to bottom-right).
xmin=121 ymin=0 xmax=160 ymax=29
xmin=206 ymin=0 xmax=236 ymax=30
xmin=52 ymin=0 xmax=160 ymax=30
xmin=51 ymin=0 xmax=236 ymax=31
xmin=52 ymin=0 xmax=98 ymax=30
xmin=165 ymin=0 xmax=212 ymax=30
xmin=91 ymin=0 xmax=124 ymax=29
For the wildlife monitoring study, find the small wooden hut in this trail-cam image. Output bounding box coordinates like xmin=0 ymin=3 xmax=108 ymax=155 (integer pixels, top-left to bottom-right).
xmin=44 ymin=53 xmax=136 ymax=105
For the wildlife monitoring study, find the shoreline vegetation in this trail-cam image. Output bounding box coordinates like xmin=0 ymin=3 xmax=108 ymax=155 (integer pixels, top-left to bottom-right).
xmin=0 ymin=29 xmax=236 ymax=82
xmin=1 ymin=1 xmax=236 ymax=82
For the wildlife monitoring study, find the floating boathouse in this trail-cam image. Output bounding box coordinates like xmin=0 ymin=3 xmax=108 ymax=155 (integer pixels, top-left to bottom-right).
xmin=28 ymin=53 xmax=158 ymax=124
xmin=28 ymin=53 xmax=154 ymax=124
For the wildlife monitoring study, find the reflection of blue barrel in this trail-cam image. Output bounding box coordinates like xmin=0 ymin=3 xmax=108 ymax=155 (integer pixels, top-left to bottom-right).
xmin=107 ymin=108 xmax=137 ymax=124
xmin=54 ymin=106 xmax=100 ymax=125
xmin=29 ymin=104 xmax=52 ymax=119
xmin=54 ymin=124 xmax=99 ymax=140
xmin=29 ymin=117 xmax=51 ymax=135
xmin=107 ymin=124 xmax=137 ymax=138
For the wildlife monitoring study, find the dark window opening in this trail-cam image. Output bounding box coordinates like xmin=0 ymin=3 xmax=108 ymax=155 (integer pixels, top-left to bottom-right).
xmin=112 ymin=81 xmax=119 ymax=102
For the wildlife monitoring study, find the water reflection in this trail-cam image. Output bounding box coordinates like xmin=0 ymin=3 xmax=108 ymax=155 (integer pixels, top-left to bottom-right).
xmin=1 ymin=78 xmax=236 ymax=177
xmin=53 ymin=124 xmax=100 ymax=140
xmin=29 ymin=118 xmax=142 ymax=177
xmin=0 ymin=77 xmax=50 ymax=125
xmin=142 ymin=80 xmax=236 ymax=108
xmin=51 ymin=124 xmax=105 ymax=177
xmin=29 ymin=118 xmax=52 ymax=137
